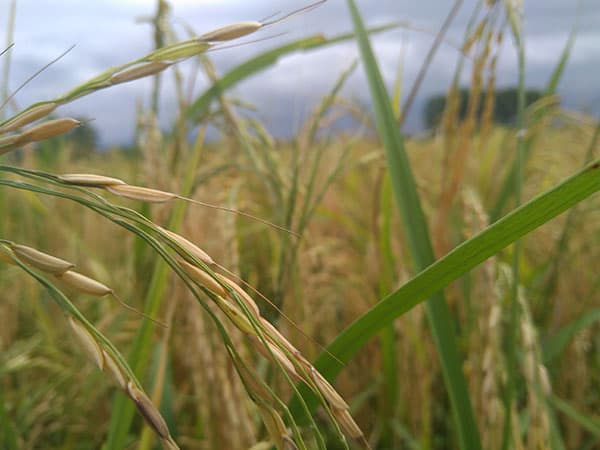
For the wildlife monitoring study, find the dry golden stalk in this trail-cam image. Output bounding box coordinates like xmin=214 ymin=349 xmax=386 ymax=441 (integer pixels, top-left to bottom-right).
xmin=10 ymin=243 xmax=74 ymax=274
xmin=111 ymin=62 xmax=171 ymax=84
xmin=67 ymin=316 xmax=104 ymax=370
xmin=55 ymin=270 xmax=112 ymax=296
xmin=16 ymin=118 xmax=80 ymax=144
xmin=159 ymin=227 xmax=215 ymax=265
xmin=197 ymin=21 xmax=262 ymax=42
xmin=105 ymin=184 xmax=177 ymax=203
xmin=127 ymin=381 xmax=170 ymax=440
xmin=58 ymin=173 xmax=126 ymax=186
xmin=0 ymin=102 xmax=57 ymax=133
xmin=102 ymin=350 xmax=127 ymax=391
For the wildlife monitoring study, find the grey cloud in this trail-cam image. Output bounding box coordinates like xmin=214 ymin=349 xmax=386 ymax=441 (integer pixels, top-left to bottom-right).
xmin=2 ymin=0 xmax=598 ymax=146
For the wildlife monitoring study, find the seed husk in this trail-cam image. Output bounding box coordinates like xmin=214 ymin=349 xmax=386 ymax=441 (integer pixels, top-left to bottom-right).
xmin=59 ymin=173 xmax=126 ymax=186
xmin=148 ymin=40 xmax=210 ymax=61
xmin=180 ymin=260 xmax=226 ymax=296
xmin=253 ymin=338 xmax=298 ymax=379
xmin=55 ymin=270 xmax=112 ymax=296
xmin=257 ymin=404 xmax=286 ymax=450
xmin=0 ymin=102 xmax=57 ymax=133
xmin=111 ymin=62 xmax=171 ymax=84
xmin=259 ymin=317 xmax=299 ymax=357
xmin=214 ymin=295 xmax=256 ymax=336
xmin=102 ymin=350 xmax=127 ymax=390
xmin=197 ymin=21 xmax=262 ymax=42
xmin=10 ymin=243 xmax=74 ymax=274
xmin=332 ymin=408 xmax=364 ymax=440
xmin=235 ymin=360 xmax=275 ymax=403
xmin=68 ymin=316 xmax=104 ymax=370
xmin=106 ymin=184 xmax=177 ymax=203
xmin=159 ymin=227 xmax=215 ymax=265
xmin=309 ymin=366 xmax=349 ymax=410
xmin=127 ymin=381 xmax=170 ymax=439
xmin=16 ymin=118 xmax=80 ymax=144
xmin=217 ymin=274 xmax=260 ymax=317
xmin=0 ymin=134 xmax=20 ymax=154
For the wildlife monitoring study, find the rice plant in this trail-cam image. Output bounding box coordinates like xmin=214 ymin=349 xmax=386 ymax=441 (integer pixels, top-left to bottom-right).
xmin=1 ymin=1 xmax=599 ymax=450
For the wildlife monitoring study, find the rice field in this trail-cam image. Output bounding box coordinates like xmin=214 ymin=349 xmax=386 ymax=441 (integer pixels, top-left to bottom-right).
xmin=1 ymin=1 xmax=599 ymax=449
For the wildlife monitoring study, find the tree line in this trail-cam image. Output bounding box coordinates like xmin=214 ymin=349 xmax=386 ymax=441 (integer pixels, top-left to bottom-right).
xmin=423 ymin=87 xmax=544 ymax=129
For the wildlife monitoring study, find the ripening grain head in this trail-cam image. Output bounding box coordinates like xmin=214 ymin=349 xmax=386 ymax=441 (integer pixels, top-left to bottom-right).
xmin=10 ymin=243 xmax=74 ymax=274
xmin=68 ymin=316 xmax=104 ymax=370
xmin=16 ymin=118 xmax=80 ymax=144
xmin=126 ymin=381 xmax=170 ymax=439
xmin=102 ymin=350 xmax=127 ymax=390
xmin=197 ymin=21 xmax=262 ymax=42
xmin=106 ymin=184 xmax=177 ymax=203
xmin=59 ymin=173 xmax=126 ymax=186
xmin=0 ymin=102 xmax=57 ymax=134
xmin=55 ymin=270 xmax=113 ymax=297
xmin=110 ymin=62 xmax=171 ymax=84
xmin=159 ymin=226 xmax=215 ymax=265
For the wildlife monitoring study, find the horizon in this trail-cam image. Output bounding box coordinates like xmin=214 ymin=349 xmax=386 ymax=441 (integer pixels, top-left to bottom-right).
xmin=2 ymin=0 xmax=599 ymax=146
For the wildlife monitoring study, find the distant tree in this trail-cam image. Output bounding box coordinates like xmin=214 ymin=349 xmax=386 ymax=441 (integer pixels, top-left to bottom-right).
xmin=423 ymin=87 xmax=544 ymax=129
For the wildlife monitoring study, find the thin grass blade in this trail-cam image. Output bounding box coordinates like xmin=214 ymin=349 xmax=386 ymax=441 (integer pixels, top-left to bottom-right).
xmin=344 ymin=1 xmax=481 ymax=448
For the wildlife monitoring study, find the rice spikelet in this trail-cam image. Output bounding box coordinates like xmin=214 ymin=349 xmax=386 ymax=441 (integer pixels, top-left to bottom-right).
xmin=127 ymin=381 xmax=170 ymax=439
xmin=0 ymin=102 xmax=57 ymax=133
xmin=111 ymin=62 xmax=171 ymax=84
xmin=59 ymin=173 xmax=126 ymax=186
xmin=16 ymin=118 xmax=80 ymax=144
xmin=197 ymin=21 xmax=262 ymax=42
xmin=10 ymin=243 xmax=74 ymax=274
xmin=68 ymin=316 xmax=104 ymax=370
xmin=55 ymin=270 xmax=113 ymax=296
xmin=106 ymin=184 xmax=177 ymax=203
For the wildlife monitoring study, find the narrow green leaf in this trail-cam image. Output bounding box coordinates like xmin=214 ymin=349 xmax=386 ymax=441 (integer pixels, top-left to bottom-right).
xmin=543 ymin=307 xmax=600 ymax=364
xmin=549 ymin=394 xmax=600 ymax=437
xmin=344 ymin=1 xmax=481 ymax=448
xmin=290 ymin=160 xmax=600 ymax=421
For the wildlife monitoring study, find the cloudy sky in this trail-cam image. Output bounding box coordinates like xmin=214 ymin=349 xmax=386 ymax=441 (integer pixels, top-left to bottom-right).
xmin=2 ymin=0 xmax=599 ymax=146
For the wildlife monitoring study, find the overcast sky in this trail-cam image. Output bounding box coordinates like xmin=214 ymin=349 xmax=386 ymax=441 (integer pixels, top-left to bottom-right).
xmin=2 ymin=0 xmax=599 ymax=146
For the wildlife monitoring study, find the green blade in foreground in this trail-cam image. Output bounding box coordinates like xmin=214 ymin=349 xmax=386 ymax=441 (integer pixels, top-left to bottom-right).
xmin=345 ymin=1 xmax=481 ymax=448
xmin=290 ymin=159 xmax=600 ymax=420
